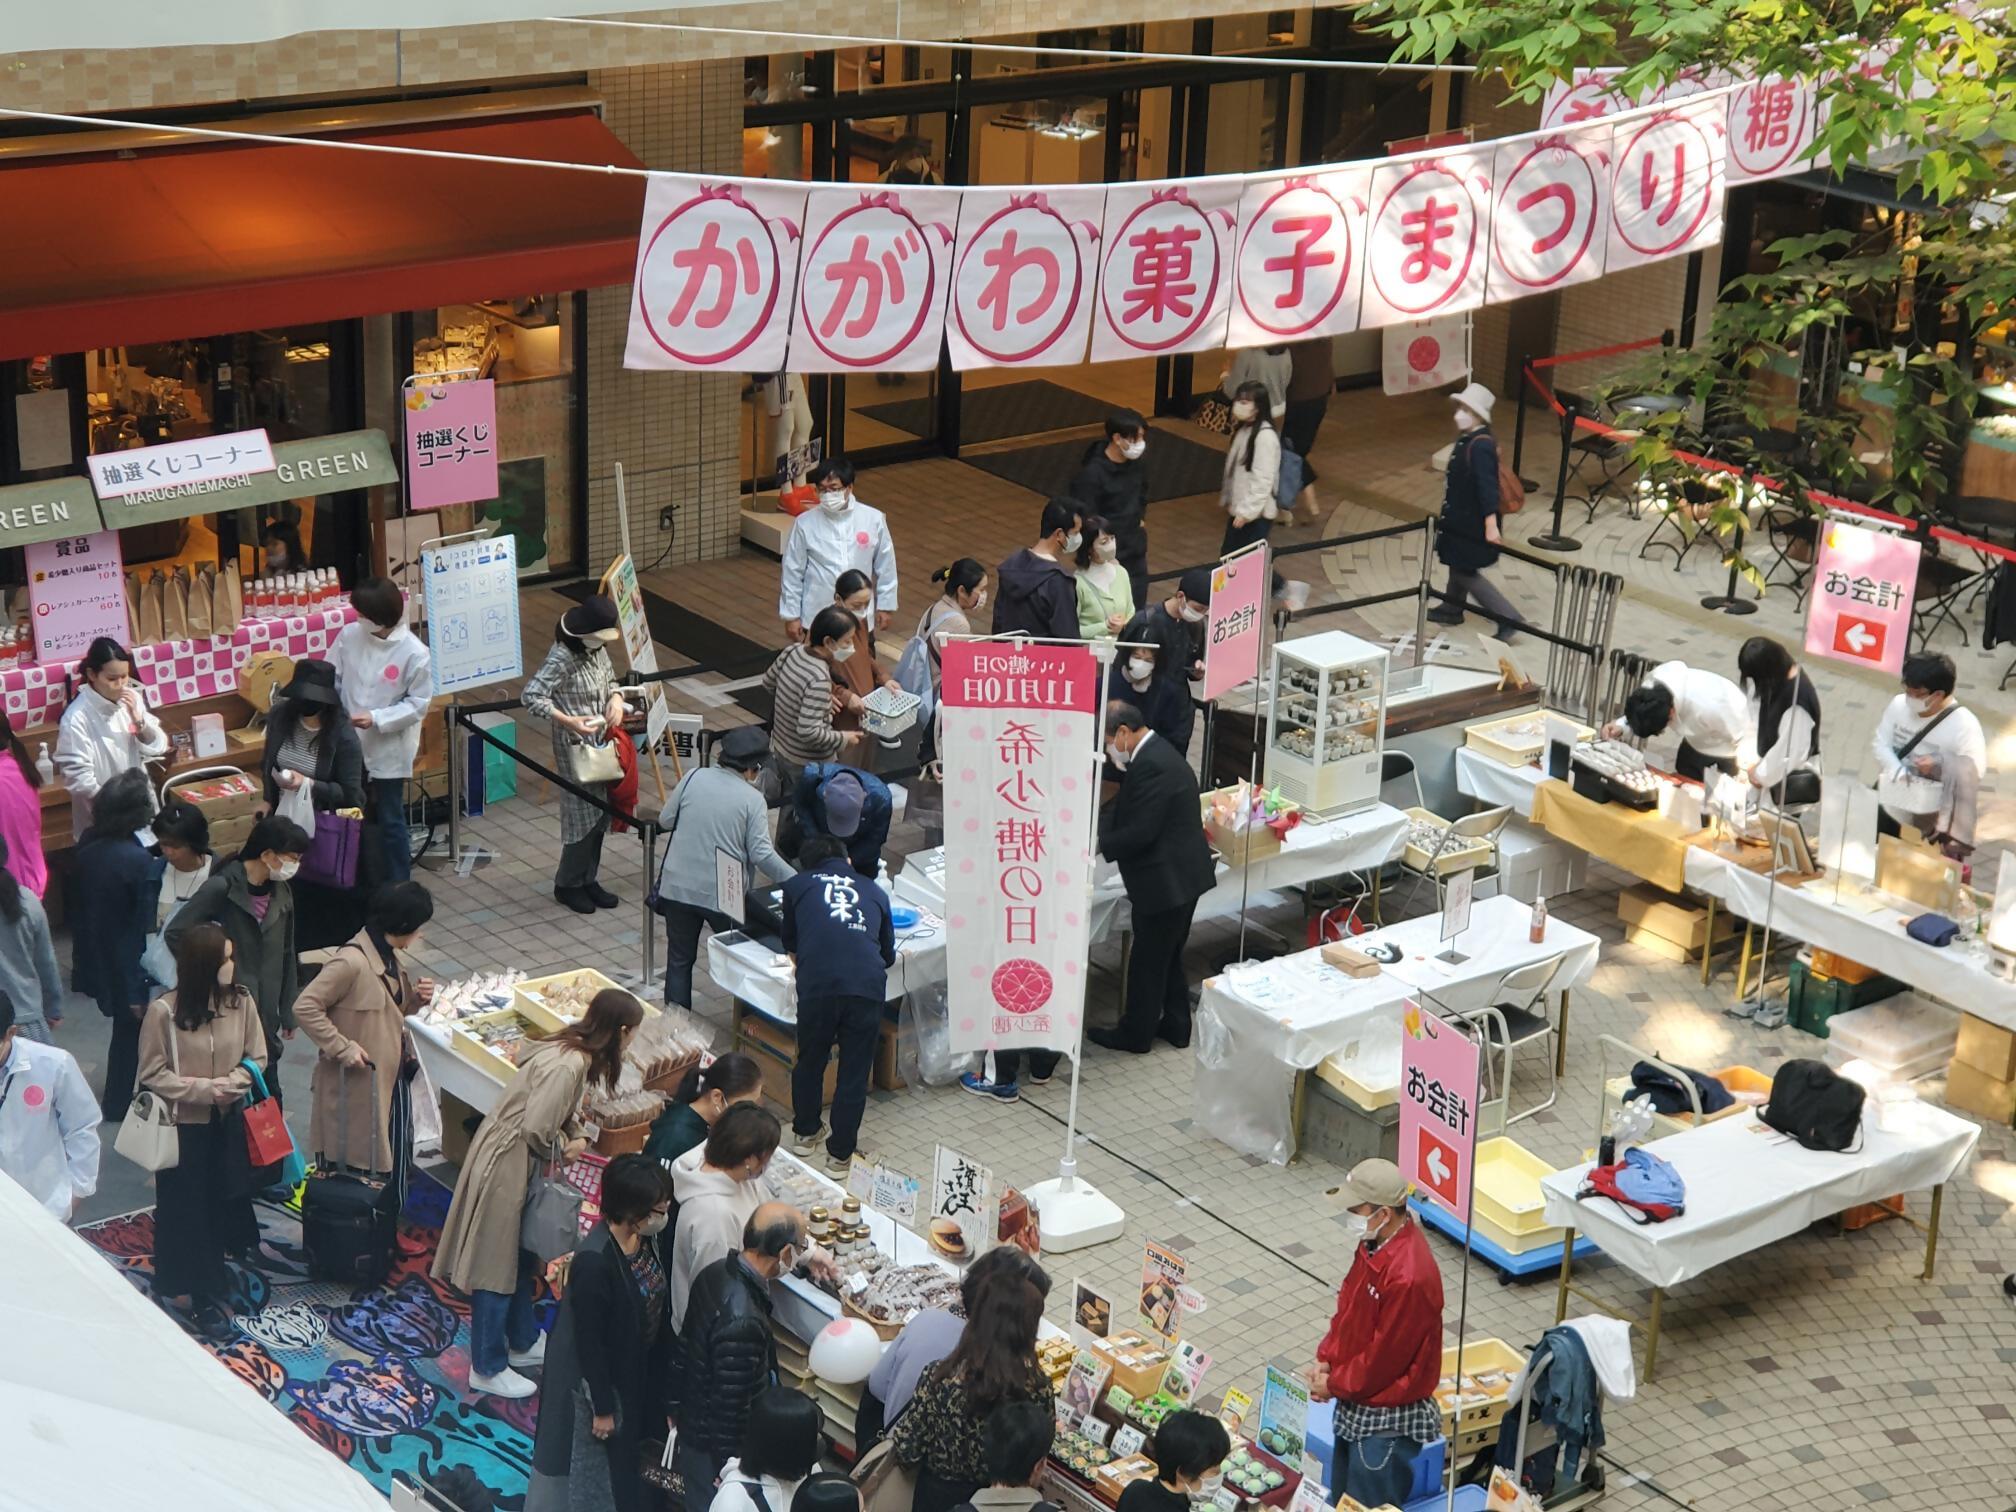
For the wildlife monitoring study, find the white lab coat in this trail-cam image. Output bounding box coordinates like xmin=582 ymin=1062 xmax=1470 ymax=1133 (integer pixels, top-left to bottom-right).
xmin=53 ymin=684 xmax=170 ymax=838
xmin=777 ymin=500 xmax=899 ymax=625
xmin=331 ymin=620 xmax=434 ymax=779
xmin=0 ymin=1036 xmax=101 ymax=1220
xmin=1649 ymin=661 xmax=1749 ymax=761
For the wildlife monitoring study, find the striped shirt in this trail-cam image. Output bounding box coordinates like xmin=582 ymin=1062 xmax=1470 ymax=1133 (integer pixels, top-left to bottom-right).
xmin=763 ymin=643 xmax=844 ymax=765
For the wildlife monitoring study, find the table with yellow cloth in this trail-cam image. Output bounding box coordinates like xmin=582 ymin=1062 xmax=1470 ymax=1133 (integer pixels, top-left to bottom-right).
xmin=1527 ymin=778 xmax=1699 ymax=893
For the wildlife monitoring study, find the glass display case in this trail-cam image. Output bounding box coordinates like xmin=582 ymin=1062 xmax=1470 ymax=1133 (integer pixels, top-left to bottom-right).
xmin=1263 ymin=628 xmax=1388 ymax=817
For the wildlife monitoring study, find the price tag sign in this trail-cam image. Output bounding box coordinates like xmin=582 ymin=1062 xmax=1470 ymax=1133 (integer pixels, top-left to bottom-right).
xmin=1080 ymin=1419 xmax=1113 ymax=1449
xmin=1105 ymin=1385 xmax=1137 ymax=1417
xmin=1110 ymin=1426 xmax=1148 ymax=1459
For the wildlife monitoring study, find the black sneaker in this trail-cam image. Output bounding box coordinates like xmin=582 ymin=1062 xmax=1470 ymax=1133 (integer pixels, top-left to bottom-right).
xmin=554 ymin=886 xmax=596 ymax=915
xmin=584 ymin=881 xmax=620 ymax=910
xmin=1426 ymin=605 xmax=1466 ymax=625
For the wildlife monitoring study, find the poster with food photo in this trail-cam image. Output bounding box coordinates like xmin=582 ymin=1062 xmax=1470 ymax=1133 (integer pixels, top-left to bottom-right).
xmin=1073 ymin=1279 xmax=1114 ymax=1339
xmin=1138 ymin=1239 xmax=1187 ymax=1341
xmin=929 ymin=1144 xmax=996 ymax=1259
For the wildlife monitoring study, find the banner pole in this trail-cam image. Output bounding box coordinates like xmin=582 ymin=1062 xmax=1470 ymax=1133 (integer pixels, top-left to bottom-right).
xmin=1445 ymin=1015 xmax=1485 ymax=1512
xmin=1234 ymin=541 xmax=1272 ymax=965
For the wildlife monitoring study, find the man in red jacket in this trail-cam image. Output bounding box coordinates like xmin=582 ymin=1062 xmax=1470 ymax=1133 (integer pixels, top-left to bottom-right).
xmin=1310 ymin=1158 xmax=1445 ymax=1507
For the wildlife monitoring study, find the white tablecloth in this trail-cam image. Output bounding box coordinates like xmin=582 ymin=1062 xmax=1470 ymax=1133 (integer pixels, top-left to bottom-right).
xmin=407 ymin=1016 xmax=510 ymax=1116
xmin=706 ymin=909 xmax=948 ymax=1023
xmin=1682 ymin=850 xmax=2016 ymax=1027
xmin=1540 ymin=1104 xmax=1978 ymax=1289
xmin=1455 ymin=747 xmax=1548 ymax=819
xmin=1193 ymin=895 xmax=1601 ymax=1164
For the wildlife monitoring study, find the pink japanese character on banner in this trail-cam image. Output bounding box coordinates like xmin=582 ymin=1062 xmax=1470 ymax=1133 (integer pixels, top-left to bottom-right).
xmin=788 ymin=186 xmax=960 ymax=373
xmin=1542 ymin=65 xmax=1723 ymax=128
xmin=1088 ymin=180 xmax=1240 ymax=362
xmin=946 ymin=187 xmax=1103 ymax=371
xmin=1487 ymin=127 xmax=1610 ymax=301
xmin=1226 ymin=168 xmax=1369 ymax=348
xmin=1359 ymin=147 xmax=1492 ymax=331
xmin=625 ymin=174 xmax=808 ymax=372
xmin=1606 ymin=96 xmax=1726 ymax=272
xmin=1726 ymin=76 xmax=1818 ymax=184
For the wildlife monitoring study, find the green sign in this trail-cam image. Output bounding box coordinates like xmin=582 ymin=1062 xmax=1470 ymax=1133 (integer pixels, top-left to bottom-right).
xmin=0 ymin=478 xmax=106 ymax=548
xmin=96 ymin=428 xmax=399 ymax=529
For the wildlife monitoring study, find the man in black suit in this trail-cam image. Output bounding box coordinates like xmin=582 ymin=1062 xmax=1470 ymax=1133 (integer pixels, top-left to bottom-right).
xmin=1089 ymin=701 xmax=1218 ymax=1053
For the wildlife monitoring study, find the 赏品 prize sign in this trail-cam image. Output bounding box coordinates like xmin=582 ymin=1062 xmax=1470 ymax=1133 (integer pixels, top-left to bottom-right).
xmin=939 ymin=640 xmax=1100 ymax=1055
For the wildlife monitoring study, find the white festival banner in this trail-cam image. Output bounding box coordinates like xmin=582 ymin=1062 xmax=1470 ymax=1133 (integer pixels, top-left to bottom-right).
xmin=787 ymin=185 xmax=961 ymax=373
xmin=1605 ymin=96 xmax=1727 ymax=273
xmin=1487 ymin=125 xmax=1611 ymax=301
xmin=946 ymin=187 xmax=1104 ymax=371
xmin=1088 ymin=180 xmax=1242 ymax=363
xmin=939 ymin=639 xmax=1100 ymax=1057
xmin=1359 ymin=146 xmax=1495 ymax=330
xmin=625 ymin=175 xmax=807 ymax=372
xmin=1226 ymin=168 xmax=1371 ymax=348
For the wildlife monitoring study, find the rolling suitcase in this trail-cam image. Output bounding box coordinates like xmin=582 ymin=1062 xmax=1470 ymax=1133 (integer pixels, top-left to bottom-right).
xmin=302 ymin=1063 xmax=399 ymax=1285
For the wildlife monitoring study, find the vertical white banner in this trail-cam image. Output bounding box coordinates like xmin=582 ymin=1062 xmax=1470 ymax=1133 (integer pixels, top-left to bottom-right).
xmin=939 ymin=640 xmax=1101 ymax=1056
xmin=625 ymin=174 xmax=808 ymax=372
xmin=1606 ymin=96 xmax=1727 ymax=273
xmin=1725 ymin=76 xmax=1820 ymax=185
xmin=1487 ymin=127 xmax=1611 ymax=302
xmin=1381 ymin=314 xmax=1472 ymax=396
xmin=1227 ymin=168 xmax=1371 ymax=348
xmin=946 ymin=187 xmax=1104 ymax=371
xmin=1088 ymin=179 xmax=1241 ymax=363
xmin=788 ymin=185 xmax=960 ymax=373
xmin=1359 ymin=147 xmax=1494 ymax=331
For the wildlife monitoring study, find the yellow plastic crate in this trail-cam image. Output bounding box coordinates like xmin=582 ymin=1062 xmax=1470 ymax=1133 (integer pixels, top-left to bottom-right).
xmin=512 ymin=968 xmax=654 ymax=1024
xmin=446 ymin=1007 xmax=544 ymax=1080
xmin=1436 ymin=1337 xmax=1524 ymax=1456
xmin=1471 ymin=1137 xmax=1561 ymax=1238
xmin=1402 ymin=807 xmax=1495 ymax=878
xmin=1603 ymin=1064 xmax=1770 ymax=1141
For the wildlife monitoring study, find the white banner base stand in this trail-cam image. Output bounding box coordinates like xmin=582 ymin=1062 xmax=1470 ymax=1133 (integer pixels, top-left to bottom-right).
xmin=1025 ymin=1157 xmax=1125 ymax=1252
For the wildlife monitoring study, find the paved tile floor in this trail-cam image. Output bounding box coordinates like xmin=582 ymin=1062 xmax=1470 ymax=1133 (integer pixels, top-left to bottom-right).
xmin=62 ymin=381 xmax=2016 ymax=1511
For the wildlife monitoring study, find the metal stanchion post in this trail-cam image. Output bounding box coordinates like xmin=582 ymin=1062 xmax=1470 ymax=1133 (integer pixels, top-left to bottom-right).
xmin=1510 ymin=357 xmax=1539 ymax=490
xmin=640 ymin=822 xmax=657 ymax=992
xmin=1417 ymin=518 xmax=1434 ymax=650
xmin=1702 ymin=466 xmax=1760 ymax=616
xmin=447 ymin=702 xmax=463 ymax=865
xmin=1528 ymin=403 xmax=1583 ymax=553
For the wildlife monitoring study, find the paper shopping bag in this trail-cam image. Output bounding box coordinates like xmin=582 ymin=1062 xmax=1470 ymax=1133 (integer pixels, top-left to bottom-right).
xmin=137 ymin=571 xmax=166 ymax=645
xmin=124 ymin=572 xmax=144 ymax=643
xmin=217 ymin=560 xmax=243 ymax=633
xmin=188 ymin=563 xmax=216 ymax=638
xmin=163 ymin=568 xmax=191 ymax=641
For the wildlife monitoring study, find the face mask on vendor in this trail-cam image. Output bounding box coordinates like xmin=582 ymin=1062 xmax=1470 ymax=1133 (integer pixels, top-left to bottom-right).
xmin=1905 ymin=688 xmax=1944 ymax=718
xmin=1342 ymin=1204 xmax=1394 ymax=1250
xmin=819 ymin=488 xmax=853 ymax=515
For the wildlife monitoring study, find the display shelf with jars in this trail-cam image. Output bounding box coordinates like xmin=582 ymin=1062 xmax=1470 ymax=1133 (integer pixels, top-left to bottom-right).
xmin=1262 ymin=629 xmax=1388 ymax=818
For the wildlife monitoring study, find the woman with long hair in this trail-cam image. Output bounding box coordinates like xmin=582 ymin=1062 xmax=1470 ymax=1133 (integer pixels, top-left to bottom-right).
xmin=165 ymin=813 xmax=310 ymax=1092
xmin=1074 ymin=515 xmax=1136 ymax=641
xmin=54 ymin=636 xmax=169 ymax=838
xmin=145 ymin=799 xmax=214 ymax=991
xmin=0 ymin=709 xmax=48 ymax=899
xmin=892 ymin=1248 xmax=1054 ymax=1512
xmin=913 ymin=559 xmax=987 ymax=767
xmin=1737 ymin=635 xmax=1822 ymax=807
xmin=831 ymin=569 xmax=901 ymax=771
xmin=69 ymin=769 xmax=161 ymax=1114
xmin=1219 ymin=380 xmax=1282 ymax=557
xmin=261 ymin=657 xmax=367 ymax=949
xmin=643 ymin=1050 xmax=764 ymax=1170
xmin=433 ymin=987 xmax=644 ymax=1399
xmin=521 ymin=597 xmax=628 ymax=915
xmin=136 ymin=922 xmax=265 ymax=1313
xmin=0 ymin=832 xmax=64 ymax=1047
xmin=526 ymin=1154 xmax=678 ymax=1512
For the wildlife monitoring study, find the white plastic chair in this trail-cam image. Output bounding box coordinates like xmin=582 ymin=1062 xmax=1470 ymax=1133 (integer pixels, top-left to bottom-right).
xmin=1445 ymin=951 xmax=1569 ymax=1128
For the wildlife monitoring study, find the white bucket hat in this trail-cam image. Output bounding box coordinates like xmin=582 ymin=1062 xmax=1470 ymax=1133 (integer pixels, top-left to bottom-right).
xmin=1450 ymin=381 xmax=1496 ymax=418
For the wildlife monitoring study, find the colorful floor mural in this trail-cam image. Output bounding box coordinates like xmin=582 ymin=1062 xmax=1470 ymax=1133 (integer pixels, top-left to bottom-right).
xmin=78 ymin=1173 xmax=548 ymax=1509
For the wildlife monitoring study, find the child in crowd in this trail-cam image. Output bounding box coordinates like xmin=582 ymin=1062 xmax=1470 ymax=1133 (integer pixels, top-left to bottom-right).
xmin=1118 ymin=1410 xmax=1232 ymax=1512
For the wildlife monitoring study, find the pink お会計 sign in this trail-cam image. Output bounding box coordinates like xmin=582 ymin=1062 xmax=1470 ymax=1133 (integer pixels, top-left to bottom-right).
xmin=1398 ymin=1002 xmax=1481 ymax=1224
xmin=405 ymin=379 xmax=499 ymax=511
xmin=1201 ymin=544 xmax=1268 ymax=702
xmin=1803 ymin=520 xmax=1920 ymax=675
xmin=938 ymin=640 xmax=1100 ymax=1056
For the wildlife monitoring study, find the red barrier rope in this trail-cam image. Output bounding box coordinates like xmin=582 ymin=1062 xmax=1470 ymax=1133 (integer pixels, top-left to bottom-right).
xmin=1528 ymin=333 xmax=1669 ymax=370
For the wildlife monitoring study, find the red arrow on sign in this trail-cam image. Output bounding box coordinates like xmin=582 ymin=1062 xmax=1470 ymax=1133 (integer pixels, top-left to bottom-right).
xmin=1831 ymin=615 xmax=1886 ymax=663
xmin=1416 ymin=1128 xmax=1461 ymax=1207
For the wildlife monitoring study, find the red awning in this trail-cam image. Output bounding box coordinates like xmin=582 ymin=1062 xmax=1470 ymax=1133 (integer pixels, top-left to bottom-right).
xmin=0 ymin=112 xmax=646 ymax=362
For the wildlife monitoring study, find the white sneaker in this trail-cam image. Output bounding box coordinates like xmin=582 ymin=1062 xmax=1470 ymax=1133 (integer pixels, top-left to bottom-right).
xmin=469 ymin=1366 xmax=538 ymax=1399
xmin=825 ymin=1149 xmax=855 ymax=1177
xmin=791 ymin=1125 xmax=824 ymax=1156
xmin=508 ymin=1334 xmax=547 ymax=1369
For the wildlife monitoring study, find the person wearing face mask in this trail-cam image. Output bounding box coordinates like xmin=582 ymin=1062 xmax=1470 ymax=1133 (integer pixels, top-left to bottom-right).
xmin=166 ymin=814 xmax=310 ymax=1095
xmin=1070 ymin=411 xmax=1151 ymax=606
xmin=766 ymin=605 xmax=868 ymax=858
xmin=1871 ymin=651 xmax=1988 ymax=859
xmin=525 ymin=1153 xmax=679 ymax=1512
xmin=1118 ymin=1409 xmax=1233 ymax=1512
xmin=668 ymin=1102 xmax=784 ymax=1329
xmin=136 ymin=923 xmax=266 ymax=1316
xmin=1106 ymin=644 xmax=1187 ymax=757
xmin=1117 ymin=567 xmax=1212 ymax=758
xmin=908 ymin=560 xmax=989 ymax=756
xmin=1089 ymin=703 xmax=1215 ymax=1055
xmin=54 ymin=635 xmax=171 ymax=840
xmin=260 ymin=658 xmax=367 ymax=948
xmin=1430 ymin=383 xmax=1528 ymax=641
xmin=644 ymin=1051 xmax=765 ymax=1175
xmin=676 ymin=1215 xmax=810 ymax=1501
xmin=1604 ymin=661 xmax=1749 ymax=781
xmin=0 ymin=990 xmax=100 ymax=1223
xmin=1075 ymin=515 xmax=1137 ymax=642
xmin=260 ymin=519 xmax=305 ymax=577
xmin=435 ymin=988 xmax=645 ymax=1398
xmin=779 ymin=458 xmax=899 ymax=641
xmin=291 ymin=881 xmax=437 ymax=1216
xmin=830 ymin=568 xmax=903 ymax=767
xmin=654 ymin=728 xmax=796 ymax=1009
xmin=524 ymin=597 xmax=631 ymax=915
xmin=993 ymin=498 xmax=1084 ymax=644
xmin=1309 ymin=1158 xmax=1444 ymax=1508
xmin=69 ymin=770 xmax=159 ymax=1118
xmin=1219 ymin=381 xmax=1282 ymax=555
xmin=332 ymin=577 xmax=433 ymax=882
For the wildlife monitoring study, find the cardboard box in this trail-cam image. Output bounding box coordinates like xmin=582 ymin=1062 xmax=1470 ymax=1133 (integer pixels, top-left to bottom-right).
xmin=1623 ymin=923 xmax=1691 ymax=963
xmin=1955 ymin=1013 xmax=2016 ymax=1082
xmin=1616 ymin=883 xmax=1733 ymax=952
xmin=872 ymin=1018 xmax=905 ymax=1091
xmin=1945 ymin=1059 xmax=2016 ymax=1125
xmin=1319 ymin=942 xmax=1381 ymax=978
xmin=736 ymin=1007 xmax=839 ymax=1110
xmin=1810 ymin=948 xmax=1879 ymax=985
xmin=1092 ymin=1331 xmax=1174 ymax=1401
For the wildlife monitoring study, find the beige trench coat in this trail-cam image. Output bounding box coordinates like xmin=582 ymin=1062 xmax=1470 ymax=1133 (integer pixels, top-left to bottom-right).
xmin=293 ymin=933 xmax=413 ymax=1173
xmin=432 ymin=1040 xmax=589 ymax=1296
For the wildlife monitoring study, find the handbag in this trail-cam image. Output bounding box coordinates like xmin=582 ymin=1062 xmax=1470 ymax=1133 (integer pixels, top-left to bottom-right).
xmin=243 ymin=1058 xmax=307 ymax=1188
xmin=114 ymin=1017 xmax=181 ymax=1173
xmin=521 ymin=1154 xmax=585 ymax=1262
xmin=850 ymin=1434 xmax=917 ymax=1512
xmin=573 ymin=735 xmax=624 ymax=786
xmin=1875 ymin=705 xmax=1957 ymax=814
xmin=300 ymin=811 xmax=364 ymax=889
xmin=1191 ymin=391 xmax=1234 ymax=435
xmin=240 ymin=1056 xmax=297 ymax=1169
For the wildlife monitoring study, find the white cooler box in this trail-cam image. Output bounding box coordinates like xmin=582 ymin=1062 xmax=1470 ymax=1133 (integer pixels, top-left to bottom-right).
xmin=1478 ymin=817 xmax=1588 ymax=904
xmin=1824 ymin=995 xmax=1959 ymax=1083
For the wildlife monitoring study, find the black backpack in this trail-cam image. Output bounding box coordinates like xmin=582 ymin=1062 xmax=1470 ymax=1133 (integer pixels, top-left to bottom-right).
xmin=1758 ymin=1058 xmax=1865 ymax=1151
